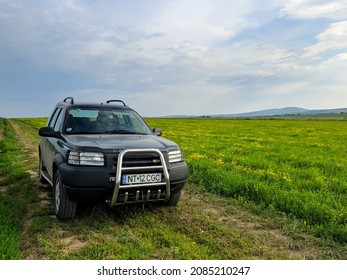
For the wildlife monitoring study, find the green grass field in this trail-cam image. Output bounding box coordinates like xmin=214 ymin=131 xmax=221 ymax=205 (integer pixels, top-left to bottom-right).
xmin=1 ymin=117 xmax=345 ymax=260
xmin=147 ymin=118 xmax=347 ymax=243
xmin=18 ymin=117 xmax=347 ymax=243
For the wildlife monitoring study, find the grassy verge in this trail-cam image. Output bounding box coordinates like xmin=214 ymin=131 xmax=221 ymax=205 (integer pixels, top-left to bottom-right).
xmin=0 ymin=119 xmax=38 ymax=259
xmin=16 ymin=117 xmax=47 ymax=130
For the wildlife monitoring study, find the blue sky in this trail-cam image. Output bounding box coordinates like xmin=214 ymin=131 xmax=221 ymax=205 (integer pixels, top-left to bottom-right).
xmin=1 ymin=0 xmax=347 ymax=117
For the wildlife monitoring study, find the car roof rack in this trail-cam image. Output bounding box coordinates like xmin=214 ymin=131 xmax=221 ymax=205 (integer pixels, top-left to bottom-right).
xmin=63 ymin=97 xmax=74 ymax=104
xmin=106 ymin=100 xmax=127 ymax=106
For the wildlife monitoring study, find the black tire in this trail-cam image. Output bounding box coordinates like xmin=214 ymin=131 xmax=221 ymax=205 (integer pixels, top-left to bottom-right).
xmin=53 ymin=170 xmax=77 ymax=220
xmin=166 ymin=191 xmax=181 ymax=206
xmin=38 ymin=154 xmax=48 ymax=184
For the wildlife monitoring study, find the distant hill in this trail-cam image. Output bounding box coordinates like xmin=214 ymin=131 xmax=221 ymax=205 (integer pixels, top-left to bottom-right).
xmin=214 ymin=107 xmax=310 ymax=117
xmin=162 ymin=107 xmax=347 ymax=118
xmin=217 ymin=107 xmax=347 ymax=117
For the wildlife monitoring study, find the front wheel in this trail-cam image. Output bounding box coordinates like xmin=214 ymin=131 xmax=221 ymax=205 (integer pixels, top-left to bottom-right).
xmin=165 ymin=191 xmax=181 ymax=206
xmin=53 ymin=170 xmax=77 ymax=220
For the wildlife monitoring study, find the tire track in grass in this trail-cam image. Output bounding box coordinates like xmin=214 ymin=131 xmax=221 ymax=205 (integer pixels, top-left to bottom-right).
xmin=9 ymin=119 xmax=53 ymax=259
xmin=0 ymin=119 xmax=37 ymax=259
xmin=9 ymin=120 xmax=87 ymax=259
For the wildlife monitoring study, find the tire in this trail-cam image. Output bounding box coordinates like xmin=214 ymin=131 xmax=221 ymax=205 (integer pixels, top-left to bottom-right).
xmin=165 ymin=191 xmax=181 ymax=206
xmin=53 ymin=170 xmax=77 ymax=220
xmin=38 ymin=154 xmax=48 ymax=184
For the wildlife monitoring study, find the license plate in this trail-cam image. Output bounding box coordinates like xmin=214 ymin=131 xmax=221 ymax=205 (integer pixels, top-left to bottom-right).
xmin=122 ymin=173 xmax=162 ymax=185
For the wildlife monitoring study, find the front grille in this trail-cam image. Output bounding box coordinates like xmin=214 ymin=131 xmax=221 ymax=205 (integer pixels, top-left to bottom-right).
xmin=113 ymin=152 xmax=162 ymax=168
xmin=109 ymin=149 xmax=171 ymax=207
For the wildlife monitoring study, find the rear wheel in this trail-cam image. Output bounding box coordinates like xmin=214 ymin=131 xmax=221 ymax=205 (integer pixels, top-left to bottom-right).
xmin=53 ymin=170 xmax=77 ymax=220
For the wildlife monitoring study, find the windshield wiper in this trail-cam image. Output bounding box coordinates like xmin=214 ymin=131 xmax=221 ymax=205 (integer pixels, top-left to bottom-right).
xmin=105 ymin=129 xmax=147 ymax=135
xmin=67 ymin=131 xmax=100 ymax=135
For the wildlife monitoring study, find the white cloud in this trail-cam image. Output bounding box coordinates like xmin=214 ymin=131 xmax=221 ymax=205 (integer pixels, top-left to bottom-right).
xmin=305 ymin=21 xmax=347 ymax=56
xmin=324 ymin=52 xmax=347 ymax=64
xmin=279 ymin=0 xmax=347 ymax=20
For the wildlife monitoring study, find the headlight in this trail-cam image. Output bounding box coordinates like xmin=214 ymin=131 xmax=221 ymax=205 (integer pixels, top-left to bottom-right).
xmin=168 ymin=149 xmax=183 ymax=163
xmin=68 ymin=151 xmax=104 ymax=166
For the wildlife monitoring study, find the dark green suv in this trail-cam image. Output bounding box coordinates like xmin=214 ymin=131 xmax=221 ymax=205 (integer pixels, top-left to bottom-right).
xmin=38 ymin=97 xmax=188 ymax=220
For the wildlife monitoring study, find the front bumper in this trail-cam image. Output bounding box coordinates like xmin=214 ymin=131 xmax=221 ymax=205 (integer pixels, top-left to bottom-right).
xmin=58 ymin=150 xmax=188 ymax=204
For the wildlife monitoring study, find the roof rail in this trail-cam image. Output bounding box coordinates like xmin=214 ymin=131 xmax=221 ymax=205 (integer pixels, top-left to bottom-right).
xmin=106 ymin=100 xmax=127 ymax=106
xmin=63 ymin=97 xmax=74 ymax=104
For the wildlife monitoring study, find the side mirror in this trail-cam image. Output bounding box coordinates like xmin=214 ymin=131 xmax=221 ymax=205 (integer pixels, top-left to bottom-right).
xmin=152 ymin=128 xmax=162 ymax=136
xmin=39 ymin=127 xmax=61 ymax=138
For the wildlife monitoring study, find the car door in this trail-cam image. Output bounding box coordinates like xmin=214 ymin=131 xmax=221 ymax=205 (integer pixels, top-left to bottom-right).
xmin=43 ymin=107 xmax=64 ymax=179
xmin=41 ymin=108 xmax=59 ymax=174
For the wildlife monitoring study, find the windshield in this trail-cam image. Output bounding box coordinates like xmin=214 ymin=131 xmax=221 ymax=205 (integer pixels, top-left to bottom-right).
xmin=64 ymin=107 xmax=152 ymax=135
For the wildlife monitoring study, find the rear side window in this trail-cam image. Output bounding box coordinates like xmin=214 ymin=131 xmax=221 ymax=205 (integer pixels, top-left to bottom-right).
xmin=47 ymin=108 xmax=60 ymax=127
xmin=53 ymin=109 xmax=64 ymax=132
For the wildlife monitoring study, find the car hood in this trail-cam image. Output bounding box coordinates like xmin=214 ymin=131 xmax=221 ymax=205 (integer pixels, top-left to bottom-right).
xmin=64 ymin=134 xmax=179 ymax=151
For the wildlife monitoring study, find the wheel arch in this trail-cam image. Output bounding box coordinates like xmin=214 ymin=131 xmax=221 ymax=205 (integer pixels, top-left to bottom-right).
xmin=52 ymin=153 xmax=64 ymax=175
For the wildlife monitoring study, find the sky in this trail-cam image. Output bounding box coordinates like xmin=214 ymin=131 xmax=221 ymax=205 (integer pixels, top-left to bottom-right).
xmin=1 ymin=0 xmax=347 ymax=118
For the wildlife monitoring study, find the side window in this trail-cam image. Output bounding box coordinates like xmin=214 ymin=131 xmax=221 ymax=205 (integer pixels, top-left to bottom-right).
xmin=53 ymin=109 xmax=64 ymax=132
xmin=47 ymin=108 xmax=60 ymax=127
